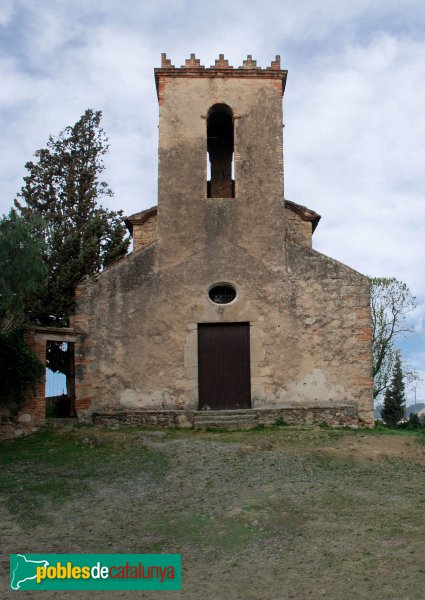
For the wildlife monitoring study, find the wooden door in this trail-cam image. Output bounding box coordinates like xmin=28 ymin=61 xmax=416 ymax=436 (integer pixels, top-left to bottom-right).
xmin=198 ymin=322 xmax=251 ymax=410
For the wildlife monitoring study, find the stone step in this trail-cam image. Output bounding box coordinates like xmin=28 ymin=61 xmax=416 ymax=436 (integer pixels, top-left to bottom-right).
xmin=193 ymin=409 xmax=258 ymax=430
xmin=194 ymin=414 xmax=257 ymax=423
xmin=195 ymin=409 xmax=257 ymax=419
xmin=92 ymin=404 xmax=361 ymax=430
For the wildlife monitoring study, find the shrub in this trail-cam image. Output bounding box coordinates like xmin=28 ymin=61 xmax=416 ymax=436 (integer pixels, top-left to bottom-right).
xmin=0 ymin=329 xmax=44 ymax=411
xmin=405 ymin=413 xmax=425 ymax=430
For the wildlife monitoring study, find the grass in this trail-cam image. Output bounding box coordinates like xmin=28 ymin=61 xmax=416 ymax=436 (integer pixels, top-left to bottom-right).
xmin=147 ymin=511 xmax=262 ymax=553
xmin=0 ymin=425 xmax=168 ymax=523
xmin=2 ymin=424 xmax=425 ymax=598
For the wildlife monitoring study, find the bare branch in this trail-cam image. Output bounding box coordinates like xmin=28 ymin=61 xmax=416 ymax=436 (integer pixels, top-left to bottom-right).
xmin=369 ymin=277 xmax=418 ymax=401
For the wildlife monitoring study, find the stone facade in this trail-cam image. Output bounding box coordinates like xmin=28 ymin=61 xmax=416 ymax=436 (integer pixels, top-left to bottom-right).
xmin=75 ymin=54 xmax=374 ymax=428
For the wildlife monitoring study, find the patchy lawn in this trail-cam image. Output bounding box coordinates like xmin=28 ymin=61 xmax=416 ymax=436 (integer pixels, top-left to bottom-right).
xmin=1 ymin=424 xmax=425 ymax=599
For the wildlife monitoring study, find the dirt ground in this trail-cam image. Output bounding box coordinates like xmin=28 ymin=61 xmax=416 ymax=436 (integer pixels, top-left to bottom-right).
xmin=1 ymin=424 xmax=425 ymax=599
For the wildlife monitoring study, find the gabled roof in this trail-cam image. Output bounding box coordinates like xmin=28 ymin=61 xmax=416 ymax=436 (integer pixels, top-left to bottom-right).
xmin=284 ymin=199 xmax=321 ymax=232
xmin=124 ymin=200 xmax=321 ymax=236
xmin=123 ymin=206 xmax=158 ymax=236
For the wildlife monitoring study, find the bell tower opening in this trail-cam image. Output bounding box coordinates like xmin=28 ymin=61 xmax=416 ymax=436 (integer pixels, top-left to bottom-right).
xmin=207 ymin=103 xmax=234 ymax=198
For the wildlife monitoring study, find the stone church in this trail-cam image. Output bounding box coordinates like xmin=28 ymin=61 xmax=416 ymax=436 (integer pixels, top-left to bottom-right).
xmin=73 ymin=53 xmax=374 ymax=428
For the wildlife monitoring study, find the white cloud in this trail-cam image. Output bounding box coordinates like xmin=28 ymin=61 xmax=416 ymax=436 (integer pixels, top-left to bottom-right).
xmin=0 ymin=0 xmax=15 ymax=27
xmin=285 ymin=33 xmax=425 ymax=305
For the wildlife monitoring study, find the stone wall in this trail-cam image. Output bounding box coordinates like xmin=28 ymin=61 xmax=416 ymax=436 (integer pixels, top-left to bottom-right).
xmin=133 ymin=213 xmax=157 ymax=252
xmin=92 ymin=405 xmax=360 ymax=429
xmin=286 ymin=210 xmax=313 ymax=247
xmin=75 ymin=236 xmax=373 ymax=426
xmin=130 ymin=202 xmax=316 ymax=252
xmin=74 ymin=55 xmax=374 ymax=429
xmin=286 ymin=243 xmax=373 ymax=426
xmin=156 ymin=66 xmax=286 ymax=271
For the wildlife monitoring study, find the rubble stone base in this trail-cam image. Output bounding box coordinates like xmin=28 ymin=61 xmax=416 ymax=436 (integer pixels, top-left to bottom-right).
xmin=92 ymin=405 xmax=368 ymax=430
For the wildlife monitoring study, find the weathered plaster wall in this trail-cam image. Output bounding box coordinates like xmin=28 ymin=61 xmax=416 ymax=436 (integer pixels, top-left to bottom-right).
xmin=157 ymin=77 xmax=286 ymax=270
xmin=132 ymin=202 xmax=312 ymax=254
xmin=284 ymin=244 xmax=373 ymax=424
xmin=75 ymin=235 xmax=373 ymax=426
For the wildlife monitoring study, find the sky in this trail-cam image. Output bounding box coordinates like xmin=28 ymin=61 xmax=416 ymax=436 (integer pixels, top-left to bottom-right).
xmin=1 ymin=0 xmax=424 ymax=402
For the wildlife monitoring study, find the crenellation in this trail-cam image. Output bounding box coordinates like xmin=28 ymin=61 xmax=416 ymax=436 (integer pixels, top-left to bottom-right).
xmin=159 ymin=54 xmax=284 ymax=75
xmin=240 ymin=55 xmax=257 ymax=69
xmin=161 ymin=52 xmax=174 ymax=68
xmin=267 ymin=55 xmax=281 ymax=70
xmin=211 ymin=53 xmax=232 ymax=69
xmin=182 ymin=53 xmax=203 ymax=68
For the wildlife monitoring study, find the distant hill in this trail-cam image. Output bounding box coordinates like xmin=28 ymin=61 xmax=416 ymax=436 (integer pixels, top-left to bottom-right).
xmin=374 ymin=402 xmax=425 ymax=419
xmin=405 ymin=403 xmax=425 ymax=417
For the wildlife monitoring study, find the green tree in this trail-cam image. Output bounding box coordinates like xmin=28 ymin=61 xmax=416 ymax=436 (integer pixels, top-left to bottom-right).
xmin=381 ymin=353 xmax=406 ymax=426
xmin=15 ymin=109 xmax=129 ymax=325
xmin=0 ymin=209 xmax=47 ymax=334
xmin=0 ymin=328 xmax=44 ymax=409
xmin=370 ymin=277 xmax=417 ymax=400
xmin=0 ymin=209 xmax=46 ymax=407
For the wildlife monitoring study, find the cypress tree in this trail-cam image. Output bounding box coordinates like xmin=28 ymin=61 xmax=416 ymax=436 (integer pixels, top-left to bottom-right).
xmin=15 ymin=109 xmax=129 ymax=325
xmin=381 ymin=353 xmax=406 ymax=427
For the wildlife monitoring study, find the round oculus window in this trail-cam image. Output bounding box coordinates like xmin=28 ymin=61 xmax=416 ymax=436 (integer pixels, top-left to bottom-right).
xmin=209 ymin=284 xmax=236 ymax=305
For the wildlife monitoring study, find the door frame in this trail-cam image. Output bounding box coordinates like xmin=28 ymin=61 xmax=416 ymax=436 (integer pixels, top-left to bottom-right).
xmin=197 ymin=322 xmax=251 ymax=411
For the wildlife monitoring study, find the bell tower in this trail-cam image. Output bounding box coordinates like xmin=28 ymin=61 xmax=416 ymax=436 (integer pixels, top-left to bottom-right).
xmin=154 ymin=53 xmax=288 ymax=269
xmin=75 ymin=53 xmax=374 ymax=428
